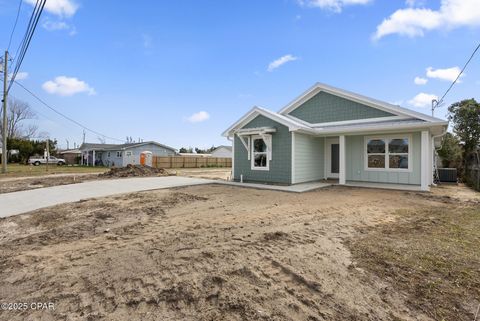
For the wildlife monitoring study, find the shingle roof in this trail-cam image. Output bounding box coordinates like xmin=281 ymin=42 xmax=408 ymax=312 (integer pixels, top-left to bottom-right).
xmin=79 ymin=141 xmax=176 ymax=152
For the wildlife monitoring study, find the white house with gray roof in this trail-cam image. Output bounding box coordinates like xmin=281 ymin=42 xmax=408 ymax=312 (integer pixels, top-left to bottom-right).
xmin=223 ymin=83 xmax=448 ymax=191
xmin=79 ymin=141 xmax=176 ymax=167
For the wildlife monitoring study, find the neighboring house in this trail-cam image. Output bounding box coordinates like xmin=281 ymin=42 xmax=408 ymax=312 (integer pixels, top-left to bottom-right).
xmin=79 ymin=141 xmax=176 ymax=167
xmin=58 ymin=149 xmax=81 ymax=165
xmin=178 ymin=153 xmax=211 ymax=157
xmin=223 ymin=83 xmax=448 ymax=191
xmin=211 ymin=145 xmax=232 ymax=158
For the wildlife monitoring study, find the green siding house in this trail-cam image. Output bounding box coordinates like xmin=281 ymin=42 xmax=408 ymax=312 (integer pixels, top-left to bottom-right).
xmin=223 ymin=83 xmax=448 ymax=191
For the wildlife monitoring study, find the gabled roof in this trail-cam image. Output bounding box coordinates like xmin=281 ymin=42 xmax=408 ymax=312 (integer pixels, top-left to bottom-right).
xmin=214 ymin=145 xmax=232 ymax=152
xmin=279 ymin=82 xmax=445 ymax=123
xmin=222 ymin=106 xmax=313 ymax=137
xmin=79 ymin=141 xmax=176 ymax=152
xmin=222 ymin=83 xmax=448 ymax=138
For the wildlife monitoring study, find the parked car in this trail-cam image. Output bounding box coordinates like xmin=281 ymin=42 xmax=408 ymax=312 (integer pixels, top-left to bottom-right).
xmin=28 ymin=156 xmax=66 ymax=166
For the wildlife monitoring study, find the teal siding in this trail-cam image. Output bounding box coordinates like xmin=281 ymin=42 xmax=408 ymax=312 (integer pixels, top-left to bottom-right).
xmin=293 ymin=133 xmax=324 ymax=183
xmin=234 ymin=115 xmax=292 ymax=184
xmin=289 ymin=91 xmax=395 ymax=124
xmin=345 ymin=132 xmax=422 ymax=185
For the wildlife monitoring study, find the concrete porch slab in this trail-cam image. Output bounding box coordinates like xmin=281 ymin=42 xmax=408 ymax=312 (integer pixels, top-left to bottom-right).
xmin=344 ymin=181 xmax=424 ymax=191
xmin=215 ymin=181 xmax=332 ymax=193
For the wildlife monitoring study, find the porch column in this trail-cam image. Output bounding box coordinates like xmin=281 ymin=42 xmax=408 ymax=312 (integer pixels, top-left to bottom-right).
xmin=421 ymin=130 xmax=430 ymax=191
xmin=92 ymin=150 xmax=96 ymax=167
xmin=86 ymin=150 xmax=89 ymax=166
xmin=339 ymin=135 xmax=346 ymax=185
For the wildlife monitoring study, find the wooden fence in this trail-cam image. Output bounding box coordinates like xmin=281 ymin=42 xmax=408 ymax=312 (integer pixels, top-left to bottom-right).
xmin=465 ymin=167 xmax=480 ymax=191
xmin=153 ymin=156 xmax=232 ymax=169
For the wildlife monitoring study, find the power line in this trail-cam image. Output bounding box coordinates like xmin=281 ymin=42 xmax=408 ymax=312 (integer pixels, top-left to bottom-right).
xmin=8 ymin=0 xmax=45 ymax=93
xmin=7 ymin=0 xmax=23 ymax=52
xmin=436 ymin=42 xmax=480 ymax=108
xmin=11 ymin=80 xmax=125 ymax=143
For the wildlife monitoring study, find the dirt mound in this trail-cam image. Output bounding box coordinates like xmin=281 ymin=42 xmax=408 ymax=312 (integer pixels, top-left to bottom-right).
xmin=99 ymin=164 xmax=170 ymax=178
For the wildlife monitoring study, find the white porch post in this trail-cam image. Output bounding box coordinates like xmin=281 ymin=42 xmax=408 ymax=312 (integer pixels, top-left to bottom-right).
xmin=86 ymin=150 xmax=89 ymax=166
xmin=339 ymin=135 xmax=346 ymax=185
xmin=421 ymin=130 xmax=430 ymax=191
xmin=92 ymin=150 xmax=96 ymax=167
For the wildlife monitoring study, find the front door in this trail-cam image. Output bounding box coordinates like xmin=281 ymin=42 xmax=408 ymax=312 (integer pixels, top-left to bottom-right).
xmin=326 ymin=138 xmax=339 ymax=179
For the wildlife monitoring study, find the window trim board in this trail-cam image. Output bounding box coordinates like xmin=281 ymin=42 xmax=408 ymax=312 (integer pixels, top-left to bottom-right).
xmin=363 ymin=134 xmax=413 ymax=172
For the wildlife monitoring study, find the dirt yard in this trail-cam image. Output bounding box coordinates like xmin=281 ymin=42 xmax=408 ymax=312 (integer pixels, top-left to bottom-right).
xmin=0 ymin=167 xmax=229 ymax=194
xmin=0 ymin=184 xmax=478 ymax=321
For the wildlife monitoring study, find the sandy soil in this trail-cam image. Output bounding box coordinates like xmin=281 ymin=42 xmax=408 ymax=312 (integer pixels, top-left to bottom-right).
xmin=170 ymin=168 xmax=232 ymax=180
xmin=0 ymin=184 xmax=477 ymax=321
xmin=0 ymin=168 xmax=229 ymax=194
xmin=0 ymin=174 xmax=101 ymax=194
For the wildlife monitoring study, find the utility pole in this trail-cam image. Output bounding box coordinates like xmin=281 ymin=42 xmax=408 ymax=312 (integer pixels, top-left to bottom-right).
xmin=431 ymin=99 xmax=438 ymax=117
xmin=1 ymin=51 xmax=8 ymax=174
xmin=82 ymin=130 xmax=86 ymax=144
xmin=46 ymin=138 xmax=49 ymax=172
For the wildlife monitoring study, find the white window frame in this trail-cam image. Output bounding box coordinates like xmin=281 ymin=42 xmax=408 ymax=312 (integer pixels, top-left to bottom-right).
xmin=126 ymin=151 xmax=132 ymax=157
xmin=364 ymin=134 xmax=412 ymax=172
xmin=116 ymin=151 xmax=122 ymax=157
xmin=251 ymin=134 xmax=270 ymax=171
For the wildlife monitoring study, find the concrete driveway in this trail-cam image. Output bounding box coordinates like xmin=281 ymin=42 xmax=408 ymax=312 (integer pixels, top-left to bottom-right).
xmin=0 ymin=176 xmax=214 ymax=218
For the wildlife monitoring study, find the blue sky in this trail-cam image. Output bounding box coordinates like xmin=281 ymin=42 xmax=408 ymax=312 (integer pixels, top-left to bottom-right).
xmin=0 ymin=0 xmax=479 ymax=149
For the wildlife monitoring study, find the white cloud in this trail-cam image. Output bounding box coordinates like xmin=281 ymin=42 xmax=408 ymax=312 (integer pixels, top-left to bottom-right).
xmin=414 ymin=76 xmax=428 ymax=85
xmin=186 ymin=111 xmax=210 ymax=123
xmin=26 ymin=0 xmax=79 ymax=17
xmin=42 ymin=76 xmax=96 ymax=96
xmin=408 ymin=92 xmax=438 ymax=108
xmin=297 ymin=0 xmax=371 ymax=13
xmin=8 ymin=71 xmax=28 ymax=81
xmin=373 ymin=0 xmax=480 ymax=40
xmin=405 ymin=0 xmax=426 ymax=7
xmin=42 ymin=19 xmax=76 ymax=35
xmin=426 ymin=66 xmax=462 ymax=82
xmin=267 ymin=54 xmax=298 ymax=72
xmin=42 ymin=20 xmax=70 ymax=31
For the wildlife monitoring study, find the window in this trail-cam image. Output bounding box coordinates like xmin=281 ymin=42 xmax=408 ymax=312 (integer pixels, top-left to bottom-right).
xmin=365 ymin=135 xmax=411 ymax=171
xmin=126 ymin=151 xmax=132 ymax=157
xmin=107 ymin=152 xmax=111 ymax=157
xmin=251 ymin=135 xmax=270 ymax=170
xmin=116 ymin=151 xmax=122 ymax=157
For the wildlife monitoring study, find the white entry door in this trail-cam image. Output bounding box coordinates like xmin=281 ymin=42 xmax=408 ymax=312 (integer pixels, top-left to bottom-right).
xmin=325 ymin=138 xmax=340 ymax=179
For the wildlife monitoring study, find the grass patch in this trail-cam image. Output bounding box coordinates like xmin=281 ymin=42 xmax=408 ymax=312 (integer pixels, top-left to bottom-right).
xmin=0 ymin=164 xmax=107 ymax=178
xmin=348 ymin=206 xmax=480 ymax=321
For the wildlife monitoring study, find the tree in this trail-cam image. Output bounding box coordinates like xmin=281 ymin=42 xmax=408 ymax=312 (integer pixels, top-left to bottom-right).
xmin=179 ymin=147 xmax=193 ymax=153
xmin=448 ymin=99 xmax=480 ymax=157
xmin=437 ymin=132 xmax=462 ymax=168
xmin=0 ymin=98 xmax=38 ymax=140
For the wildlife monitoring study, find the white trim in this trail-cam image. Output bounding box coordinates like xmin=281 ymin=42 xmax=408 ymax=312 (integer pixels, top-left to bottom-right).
xmin=278 ymin=82 xmax=445 ymax=123
xmin=222 ymin=106 xmax=307 ymax=137
xmin=311 ymin=121 xmax=447 ymax=136
xmin=364 ymin=134 xmax=413 ymax=172
xmin=231 ymin=137 xmax=235 ymax=180
xmin=250 ymin=134 xmax=270 ymax=171
xmin=323 ymin=137 xmax=327 ymax=180
xmin=339 ymin=135 xmax=346 ymax=185
xmin=236 ymin=126 xmax=277 ymax=136
xmin=291 ymin=132 xmax=296 ymax=184
xmin=325 ymin=138 xmax=339 ymax=179
xmin=421 ymin=130 xmax=430 ymax=191
xmin=285 ymin=114 xmax=409 ymax=128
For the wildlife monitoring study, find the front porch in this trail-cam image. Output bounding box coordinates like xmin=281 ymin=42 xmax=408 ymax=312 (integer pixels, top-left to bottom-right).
xmin=293 ymin=131 xmax=432 ymax=191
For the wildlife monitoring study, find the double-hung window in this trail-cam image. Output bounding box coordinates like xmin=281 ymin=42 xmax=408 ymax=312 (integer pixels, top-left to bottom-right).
xmin=366 ymin=135 xmax=411 ymax=171
xmin=251 ymin=135 xmax=270 ymax=170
